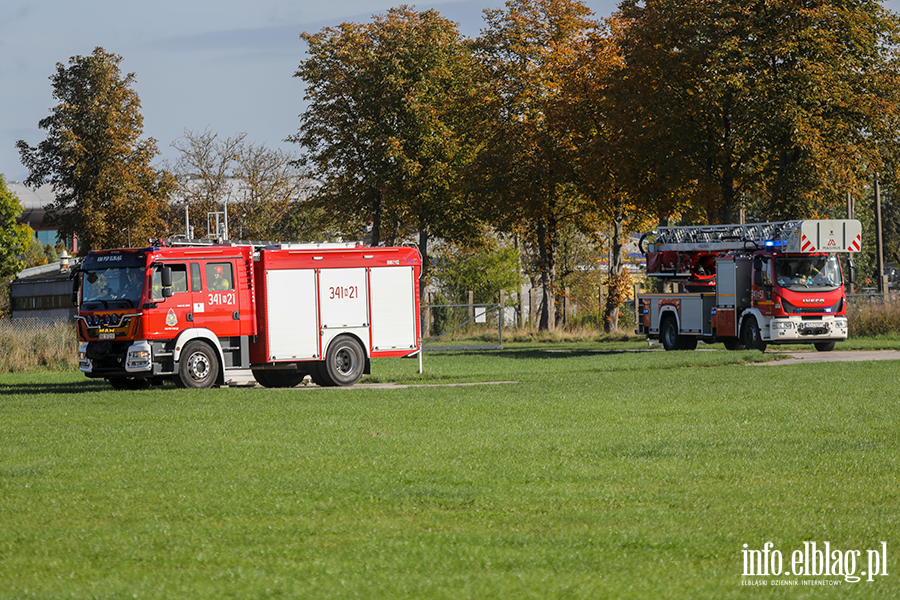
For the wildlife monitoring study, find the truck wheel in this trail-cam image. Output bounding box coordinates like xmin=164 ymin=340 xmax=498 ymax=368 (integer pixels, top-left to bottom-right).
xmin=176 ymin=341 xmax=219 ymax=388
xmin=723 ymin=339 xmax=745 ymax=351
xmin=323 ymin=335 xmax=365 ymax=386
xmin=308 ymin=363 xmax=330 ymax=387
xmin=741 ymin=318 xmax=767 ymax=352
xmin=108 ymin=377 xmax=150 ymax=390
xmin=660 ymin=317 xmax=679 ymax=351
xmin=814 ymin=341 xmax=836 ymax=352
xmin=253 ymin=370 xmax=306 ymax=388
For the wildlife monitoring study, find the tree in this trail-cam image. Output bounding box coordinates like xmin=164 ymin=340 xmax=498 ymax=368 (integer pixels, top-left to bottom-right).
xmin=167 ymin=129 xmax=314 ymax=241
xmin=291 ymin=6 xmax=484 ymax=300
xmin=613 ymin=0 xmax=900 ymax=223
xmin=472 ymin=0 xmax=600 ymax=330
xmin=16 ymin=48 xmax=173 ymax=253
xmin=0 ymin=175 xmax=35 ymax=318
xmin=0 ymin=175 xmax=33 ymax=281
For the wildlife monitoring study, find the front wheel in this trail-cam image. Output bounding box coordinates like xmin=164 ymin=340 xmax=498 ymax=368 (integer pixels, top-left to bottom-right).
xmin=322 ymin=335 xmax=366 ymax=386
xmin=814 ymin=341 xmax=836 ymax=352
xmin=723 ymin=339 xmax=745 ymax=351
xmin=741 ymin=317 xmax=767 ymax=352
xmin=176 ymin=341 xmax=220 ymax=388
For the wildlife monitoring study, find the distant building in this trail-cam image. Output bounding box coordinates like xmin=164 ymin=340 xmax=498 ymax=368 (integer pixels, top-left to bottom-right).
xmin=7 ymin=181 xmax=77 ymax=251
xmin=9 ymin=252 xmax=79 ymax=322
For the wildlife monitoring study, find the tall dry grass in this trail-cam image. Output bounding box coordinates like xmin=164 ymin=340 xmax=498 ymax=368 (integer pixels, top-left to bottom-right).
xmin=0 ymin=319 xmax=79 ymax=373
xmin=847 ymin=296 xmax=900 ymax=336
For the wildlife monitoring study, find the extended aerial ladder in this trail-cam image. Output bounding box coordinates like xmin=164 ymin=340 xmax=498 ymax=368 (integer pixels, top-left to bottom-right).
xmin=640 ymin=220 xmax=862 ymax=288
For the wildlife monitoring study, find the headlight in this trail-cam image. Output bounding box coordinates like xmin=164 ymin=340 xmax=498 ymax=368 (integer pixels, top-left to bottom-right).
xmin=772 ymin=321 xmax=794 ymax=329
xmin=125 ymin=342 xmax=152 ymax=371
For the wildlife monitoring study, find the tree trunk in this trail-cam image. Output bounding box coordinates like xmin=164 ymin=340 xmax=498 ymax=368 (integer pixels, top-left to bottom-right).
xmin=370 ymin=189 xmax=382 ymax=247
xmin=536 ymin=216 xmax=556 ymax=331
xmin=417 ymin=217 xmax=430 ymax=337
xmin=604 ymin=205 xmax=625 ymax=334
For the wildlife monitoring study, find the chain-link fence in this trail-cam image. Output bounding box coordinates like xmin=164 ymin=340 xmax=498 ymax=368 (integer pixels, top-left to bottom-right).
xmin=0 ymin=318 xmax=79 ymax=373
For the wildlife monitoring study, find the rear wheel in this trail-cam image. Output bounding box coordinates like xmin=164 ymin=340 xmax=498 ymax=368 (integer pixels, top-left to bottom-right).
xmin=741 ymin=317 xmax=767 ymax=352
xmin=660 ymin=317 xmax=680 ymax=351
xmin=660 ymin=316 xmax=696 ymax=351
xmin=176 ymin=341 xmax=219 ymax=388
xmin=253 ymin=369 xmax=306 ymax=388
xmin=322 ymin=335 xmax=366 ymax=386
xmin=814 ymin=341 xmax=836 ymax=352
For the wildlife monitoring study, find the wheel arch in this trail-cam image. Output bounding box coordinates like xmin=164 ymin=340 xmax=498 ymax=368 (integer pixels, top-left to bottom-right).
xmin=738 ymin=308 xmax=768 ymax=341
xmin=173 ymin=329 xmax=227 ymax=385
xmin=657 ymin=306 xmax=680 ymax=332
xmin=322 ymin=330 xmax=371 ymax=375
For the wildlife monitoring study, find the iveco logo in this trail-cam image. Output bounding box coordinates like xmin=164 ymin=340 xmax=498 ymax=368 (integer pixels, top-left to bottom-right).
xmin=802 ymin=299 xmax=825 ymax=304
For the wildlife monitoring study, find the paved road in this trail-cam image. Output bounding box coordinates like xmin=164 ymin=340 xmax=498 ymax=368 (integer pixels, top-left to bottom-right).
xmin=756 ymin=350 xmax=900 ymax=366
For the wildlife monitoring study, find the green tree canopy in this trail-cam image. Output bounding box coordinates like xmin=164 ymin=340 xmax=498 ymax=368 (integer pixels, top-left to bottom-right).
xmin=472 ymin=0 xmax=600 ymax=330
xmin=291 ymin=6 xmax=484 ymax=298
xmin=0 ymin=175 xmax=33 ymax=282
xmin=613 ymin=0 xmax=900 ymax=223
xmin=16 ymin=47 xmax=174 ymax=253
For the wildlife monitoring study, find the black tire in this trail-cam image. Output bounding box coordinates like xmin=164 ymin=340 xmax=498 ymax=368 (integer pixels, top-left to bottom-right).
xmin=307 ymin=363 xmax=330 ymax=387
xmin=660 ymin=316 xmax=696 ymax=351
xmin=176 ymin=340 xmax=219 ymax=388
xmin=679 ymin=336 xmax=698 ymax=350
xmin=723 ymin=339 xmax=745 ymax=351
xmin=814 ymin=341 xmax=836 ymax=352
xmin=322 ymin=335 xmax=366 ymax=386
xmin=741 ymin=317 xmax=767 ymax=352
xmin=660 ymin=317 xmax=680 ymax=351
xmin=108 ymin=377 xmax=151 ymax=390
xmin=253 ymin=369 xmax=306 ymax=388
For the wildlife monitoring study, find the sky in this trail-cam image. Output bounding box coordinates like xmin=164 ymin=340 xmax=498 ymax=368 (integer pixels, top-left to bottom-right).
xmin=1 ymin=0 xmax=898 ymax=184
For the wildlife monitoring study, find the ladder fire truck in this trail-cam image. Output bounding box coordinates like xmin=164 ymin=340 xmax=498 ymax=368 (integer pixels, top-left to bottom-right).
xmin=74 ymin=240 xmax=421 ymax=389
xmin=636 ymin=220 xmax=861 ymax=352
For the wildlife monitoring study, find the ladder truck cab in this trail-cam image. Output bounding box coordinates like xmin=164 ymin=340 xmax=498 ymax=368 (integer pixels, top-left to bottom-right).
xmin=74 ymin=240 xmax=422 ymax=389
xmin=636 ymin=220 xmax=861 ymax=352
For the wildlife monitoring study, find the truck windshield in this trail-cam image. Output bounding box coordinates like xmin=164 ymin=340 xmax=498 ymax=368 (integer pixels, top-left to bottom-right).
xmin=775 ymin=255 xmax=842 ymax=291
xmin=81 ymin=267 xmax=145 ymax=310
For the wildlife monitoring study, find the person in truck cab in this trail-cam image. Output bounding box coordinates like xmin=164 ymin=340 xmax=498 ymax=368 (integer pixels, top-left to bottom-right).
xmin=210 ymin=265 xmax=231 ymax=290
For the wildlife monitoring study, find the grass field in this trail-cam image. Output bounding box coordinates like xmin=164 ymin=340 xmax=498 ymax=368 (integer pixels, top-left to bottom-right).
xmin=1 ymin=346 xmax=898 ymax=599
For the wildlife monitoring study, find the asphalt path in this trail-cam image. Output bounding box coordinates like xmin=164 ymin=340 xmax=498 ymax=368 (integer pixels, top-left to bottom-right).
xmin=756 ymin=350 xmax=900 ymax=366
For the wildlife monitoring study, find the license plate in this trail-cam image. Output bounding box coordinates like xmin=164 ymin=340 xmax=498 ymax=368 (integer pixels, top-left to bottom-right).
xmin=99 ymin=331 xmax=115 ymax=340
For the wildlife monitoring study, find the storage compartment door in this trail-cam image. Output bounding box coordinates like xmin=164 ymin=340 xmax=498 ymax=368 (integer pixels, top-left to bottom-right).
xmin=266 ymin=269 xmax=319 ymax=360
xmin=318 ymin=268 xmax=369 ymax=329
xmin=370 ymin=266 xmax=417 ymax=351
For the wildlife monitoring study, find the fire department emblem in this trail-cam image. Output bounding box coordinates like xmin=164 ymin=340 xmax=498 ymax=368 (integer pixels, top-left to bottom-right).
xmin=166 ymin=309 xmax=178 ymax=327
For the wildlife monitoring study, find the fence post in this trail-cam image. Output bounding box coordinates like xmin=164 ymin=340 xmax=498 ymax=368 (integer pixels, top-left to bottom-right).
xmin=519 ymin=284 xmax=526 ymax=328
xmin=468 ymin=291 xmax=474 ymax=322
xmin=422 ymin=290 xmax=431 ymax=339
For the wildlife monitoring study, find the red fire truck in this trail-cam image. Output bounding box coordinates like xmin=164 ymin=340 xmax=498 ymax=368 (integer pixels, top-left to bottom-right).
xmin=636 ymin=220 xmax=861 ymax=352
xmin=75 ymin=241 xmax=421 ymax=388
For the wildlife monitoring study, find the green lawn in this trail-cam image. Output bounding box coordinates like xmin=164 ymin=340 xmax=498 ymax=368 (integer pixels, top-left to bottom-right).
xmin=1 ymin=347 xmax=898 ymax=599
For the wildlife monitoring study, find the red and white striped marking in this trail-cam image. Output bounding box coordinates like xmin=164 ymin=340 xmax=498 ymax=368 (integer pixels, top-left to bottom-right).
xmin=800 ymin=234 xmax=816 ymax=252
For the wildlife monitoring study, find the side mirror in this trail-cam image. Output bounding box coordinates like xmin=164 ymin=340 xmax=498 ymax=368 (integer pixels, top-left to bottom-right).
xmin=753 ymin=269 xmax=763 ymax=287
xmin=162 ymin=266 xmax=174 ymax=298
xmin=848 ymin=260 xmax=857 ymax=285
xmin=71 ymin=271 xmax=81 ymax=307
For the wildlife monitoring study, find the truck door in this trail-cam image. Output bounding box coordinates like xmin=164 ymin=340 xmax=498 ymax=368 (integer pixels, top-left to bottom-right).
xmin=194 ymin=260 xmax=242 ymax=338
xmin=147 ymin=263 xmax=192 ymax=337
